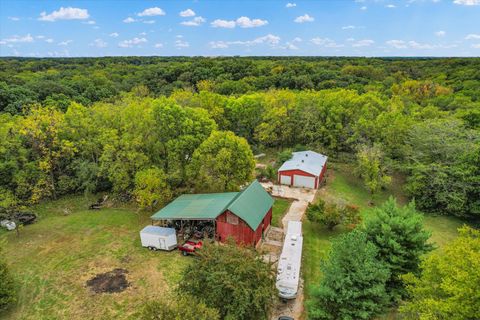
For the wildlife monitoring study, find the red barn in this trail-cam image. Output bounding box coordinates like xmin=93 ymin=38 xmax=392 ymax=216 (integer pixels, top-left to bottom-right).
xmin=278 ymin=151 xmax=327 ymax=189
xmin=151 ymin=180 xmax=273 ymax=247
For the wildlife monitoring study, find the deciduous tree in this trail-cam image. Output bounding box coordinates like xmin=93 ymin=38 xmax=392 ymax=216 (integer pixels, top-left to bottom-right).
xmin=400 ymin=227 xmax=480 ymax=320
xmin=177 ymin=241 xmax=275 ymax=320
xmin=187 ymin=131 xmax=254 ymax=192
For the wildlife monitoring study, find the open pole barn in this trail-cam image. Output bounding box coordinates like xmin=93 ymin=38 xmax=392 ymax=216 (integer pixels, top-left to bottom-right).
xmin=150 ymin=180 xmax=274 ymax=247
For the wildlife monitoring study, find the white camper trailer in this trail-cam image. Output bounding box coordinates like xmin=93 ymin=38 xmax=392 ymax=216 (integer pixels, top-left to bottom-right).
xmin=140 ymin=226 xmax=177 ymax=251
xmin=276 ymin=221 xmax=303 ymax=299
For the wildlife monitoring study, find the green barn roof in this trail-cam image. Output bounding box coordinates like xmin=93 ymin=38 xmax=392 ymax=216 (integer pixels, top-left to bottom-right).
xmin=226 ymin=180 xmax=274 ymax=230
xmin=151 ymin=180 xmax=273 ymax=230
xmin=151 ymin=192 xmax=238 ymax=221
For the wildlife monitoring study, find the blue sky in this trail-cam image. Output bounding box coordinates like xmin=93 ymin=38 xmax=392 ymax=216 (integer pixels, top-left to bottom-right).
xmin=1 ymin=0 xmax=479 ymax=57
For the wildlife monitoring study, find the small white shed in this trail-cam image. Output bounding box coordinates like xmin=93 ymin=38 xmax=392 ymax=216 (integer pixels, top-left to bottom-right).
xmin=140 ymin=226 xmax=177 ymax=251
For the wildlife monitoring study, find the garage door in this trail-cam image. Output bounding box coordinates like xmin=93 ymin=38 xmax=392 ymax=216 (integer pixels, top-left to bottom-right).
xmin=280 ymin=174 xmax=291 ymax=185
xmin=293 ymin=175 xmax=315 ymax=189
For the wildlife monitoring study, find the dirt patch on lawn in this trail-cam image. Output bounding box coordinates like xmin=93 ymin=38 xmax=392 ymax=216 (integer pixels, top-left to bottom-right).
xmin=86 ymin=268 xmax=130 ymax=293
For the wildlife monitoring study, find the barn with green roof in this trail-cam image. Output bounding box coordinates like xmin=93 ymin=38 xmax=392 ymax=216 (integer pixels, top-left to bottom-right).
xmin=151 ymin=180 xmax=273 ymax=246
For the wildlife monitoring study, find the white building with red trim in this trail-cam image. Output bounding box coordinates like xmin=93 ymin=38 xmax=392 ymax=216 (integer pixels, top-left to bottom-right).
xmin=277 ymin=151 xmax=327 ymax=189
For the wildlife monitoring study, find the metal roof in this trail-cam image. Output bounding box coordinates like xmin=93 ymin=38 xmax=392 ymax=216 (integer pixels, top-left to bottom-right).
xmin=227 ymin=180 xmax=274 ymax=230
xmin=151 ymin=192 xmax=238 ymax=221
xmin=278 ymin=151 xmax=327 ymax=177
xmin=151 ymin=180 xmax=273 ymax=230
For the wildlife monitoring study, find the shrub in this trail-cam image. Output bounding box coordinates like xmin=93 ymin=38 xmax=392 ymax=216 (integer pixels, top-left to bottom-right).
xmin=140 ymin=295 xmax=219 ymax=320
xmin=306 ymin=199 xmax=361 ymax=230
xmin=0 ymin=241 xmax=16 ymax=312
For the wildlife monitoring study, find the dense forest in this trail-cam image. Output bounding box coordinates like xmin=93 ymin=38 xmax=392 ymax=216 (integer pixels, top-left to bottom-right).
xmin=0 ymin=57 xmax=479 ymax=219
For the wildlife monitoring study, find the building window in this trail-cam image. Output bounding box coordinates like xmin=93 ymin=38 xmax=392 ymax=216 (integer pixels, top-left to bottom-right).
xmin=226 ymin=212 xmax=239 ymax=225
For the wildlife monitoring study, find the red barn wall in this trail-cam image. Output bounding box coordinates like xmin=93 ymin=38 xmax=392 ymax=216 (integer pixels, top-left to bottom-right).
xmin=216 ymin=207 xmax=272 ymax=247
xmin=278 ymin=169 xmax=318 ymax=188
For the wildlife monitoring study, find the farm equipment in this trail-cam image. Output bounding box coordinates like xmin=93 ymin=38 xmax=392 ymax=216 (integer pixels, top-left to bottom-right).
xmin=178 ymin=240 xmax=203 ymax=256
xmin=0 ymin=211 xmax=37 ymax=230
xmin=89 ymin=195 xmax=109 ymax=210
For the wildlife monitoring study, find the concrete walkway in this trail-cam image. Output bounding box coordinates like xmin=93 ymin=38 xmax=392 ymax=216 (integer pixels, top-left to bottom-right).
xmin=260 ymin=182 xmax=317 ymax=320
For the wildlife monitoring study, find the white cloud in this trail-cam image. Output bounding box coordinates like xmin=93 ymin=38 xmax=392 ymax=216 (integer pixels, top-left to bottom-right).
xmin=181 ymin=16 xmax=206 ymax=26
xmin=8 ymin=17 xmax=20 ymax=21
xmin=210 ymin=41 xmax=229 ymax=49
xmin=210 ymin=34 xmax=281 ymax=49
xmin=293 ymin=37 xmax=302 ymax=42
xmin=435 ymin=30 xmax=446 ymax=37
xmin=138 ymin=7 xmax=165 ymax=17
xmin=143 ymin=20 xmax=155 ymax=24
xmin=236 ymin=16 xmax=268 ymax=28
xmin=154 ymin=43 xmax=163 ymax=48
xmin=0 ymin=34 xmax=34 ymax=45
xmin=283 ymin=42 xmax=299 ymax=50
xmin=294 ymin=14 xmax=314 ymax=23
xmin=83 ymin=20 xmax=96 ymax=25
xmin=45 ymin=38 xmax=54 ymax=43
xmin=386 ymin=40 xmax=408 ymax=48
xmin=342 ymin=25 xmax=356 ymax=30
xmin=352 ymin=39 xmax=374 ymax=47
xmin=118 ymin=37 xmax=147 ymax=48
xmin=465 ymin=34 xmax=480 ymax=40
xmin=58 ymin=40 xmax=73 ymax=46
xmin=175 ymin=39 xmax=190 ymax=48
xmin=123 ymin=17 xmax=136 ymax=23
xmin=39 ymin=7 xmax=89 ymax=22
xmin=139 ymin=32 xmax=147 ymax=36
xmin=386 ymin=40 xmax=439 ymax=49
xmin=472 ymin=43 xmax=480 ymax=48
xmin=408 ymin=41 xmax=435 ymax=49
xmin=360 ymin=6 xmax=367 ymax=10
xmin=90 ymin=39 xmax=107 ymax=48
xmin=310 ymin=37 xmax=343 ymax=48
xmin=386 ymin=4 xmax=396 ymax=8
xmin=286 ymin=3 xmax=297 ymax=8
xmin=211 ymin=19 xmax=236 ymax=28
xmin=210 ymin=17 xmax=267 ymax=28
xmin=453 ymin=0 xmax=480 ymax=5
xmin=251 ymin=34 xmax=281 ymax=45
xmin=36 ymin=35 xmax=45 ymax=39
xmin=109 ymin=32 xmax=119 ymax=38
xmin=180 ymin=9 xmax=195 ymax=17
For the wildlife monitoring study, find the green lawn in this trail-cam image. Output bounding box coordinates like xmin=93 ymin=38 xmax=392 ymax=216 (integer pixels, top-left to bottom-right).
xmin=271 ymin=198 xmax=292 ymax=228
xmin=0 ymin=195 xmax=190 ymax=320
xmin=303 ymin=162 xmax=466 ymax=319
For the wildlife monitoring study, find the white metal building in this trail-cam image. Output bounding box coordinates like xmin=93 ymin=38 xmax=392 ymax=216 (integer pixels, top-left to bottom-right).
xmin=278 ymin=151 xmax=328 ymax=189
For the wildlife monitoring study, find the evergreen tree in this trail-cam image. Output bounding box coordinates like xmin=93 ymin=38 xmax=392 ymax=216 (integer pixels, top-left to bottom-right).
xmin=308 ymin=229 xmax=390 ymax=320
xmin=364 ymin=197 xmax=432 ymax=302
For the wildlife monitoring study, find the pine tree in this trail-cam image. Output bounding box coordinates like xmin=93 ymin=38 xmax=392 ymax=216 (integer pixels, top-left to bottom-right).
xmin=364 ymin=197 xmax=432 ymax=302
xmin=308 ymin=229 xmax=390 ymax=320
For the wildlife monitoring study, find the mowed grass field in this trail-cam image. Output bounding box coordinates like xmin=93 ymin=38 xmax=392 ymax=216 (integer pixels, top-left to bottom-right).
xmin=271 ymin=198 xmax=292 ymax=228
xmin=0 ymin=196 xmax=190 ymax=320
xmin=302 ymin=162 xmax=465 ymax=319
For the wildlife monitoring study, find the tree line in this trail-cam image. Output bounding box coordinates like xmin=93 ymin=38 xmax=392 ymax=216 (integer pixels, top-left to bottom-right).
xmin=1 ymin=80 xmax=479 ymax=218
